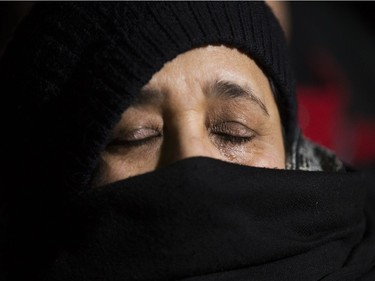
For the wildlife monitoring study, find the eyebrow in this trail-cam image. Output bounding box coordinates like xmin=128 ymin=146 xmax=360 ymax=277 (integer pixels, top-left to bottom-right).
xmin=133 ymin=87 xmax=165 ymax=105
xmin=135 ymin=79 xmax=269 ymax=117
xmin=205 ymin=79 xmax=269 ymax=116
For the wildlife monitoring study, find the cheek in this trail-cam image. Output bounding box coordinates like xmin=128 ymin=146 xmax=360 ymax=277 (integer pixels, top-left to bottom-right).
xmin=97 ymin=151 xmax=160 ymax=185
xmin=228 ymin=135 xmax=285 ymax=169
xmin=250 ymin=147 xmax=285 ymax=169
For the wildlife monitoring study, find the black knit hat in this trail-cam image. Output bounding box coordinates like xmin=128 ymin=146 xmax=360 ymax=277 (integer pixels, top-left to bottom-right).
xmin=0 ymin=2 xmax=296 ymax=192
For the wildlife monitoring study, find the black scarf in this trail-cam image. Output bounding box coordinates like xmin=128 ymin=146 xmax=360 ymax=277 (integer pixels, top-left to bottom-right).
xmin=5 ymin=157 xmax=373 ymax=281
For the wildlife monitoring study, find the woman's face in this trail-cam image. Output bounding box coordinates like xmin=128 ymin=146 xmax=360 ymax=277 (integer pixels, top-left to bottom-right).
xmin=96 ymin=45 xmax=285 ymax=185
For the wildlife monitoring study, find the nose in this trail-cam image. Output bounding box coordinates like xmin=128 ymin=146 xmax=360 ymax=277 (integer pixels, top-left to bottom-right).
xmin=157 ymin=116 xmax=218 ymax=167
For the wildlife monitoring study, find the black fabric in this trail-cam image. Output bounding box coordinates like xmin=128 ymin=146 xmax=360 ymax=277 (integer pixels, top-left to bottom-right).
xmin=1 ymin=2 xmax=374 ymax=281
xmin=0 ymin=2 xmax=295 ymax=195
xmin=3 ymin=157 xmax=374 ymax=281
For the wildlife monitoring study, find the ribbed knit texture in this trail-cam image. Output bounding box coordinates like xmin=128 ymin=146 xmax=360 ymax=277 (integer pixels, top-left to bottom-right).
xmin=0 ymin=2 xmax=295 ymax=194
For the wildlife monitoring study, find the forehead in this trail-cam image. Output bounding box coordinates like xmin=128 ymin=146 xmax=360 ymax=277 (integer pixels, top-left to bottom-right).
xmin=146 ymin=45 xmax=272 ymax=103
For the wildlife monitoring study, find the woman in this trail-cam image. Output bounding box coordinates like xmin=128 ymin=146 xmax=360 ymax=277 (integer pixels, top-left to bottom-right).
xmin=0 ymin=2 xmax=374 ymax=281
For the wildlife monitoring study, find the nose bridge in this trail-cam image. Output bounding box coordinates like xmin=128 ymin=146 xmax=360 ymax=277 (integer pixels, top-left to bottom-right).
xmin=159 ymin=113 xmax=215 ymax=165
xmin=175 ymin=113 xmax=213 ymax=158
xmin=179 ymin=129 xmax=210 ymax=158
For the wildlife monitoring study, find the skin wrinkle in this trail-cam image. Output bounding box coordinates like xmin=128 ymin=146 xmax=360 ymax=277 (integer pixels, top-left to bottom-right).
xmin=96 ymin=45 xmax=285 ymax=185
xmin=205 ymin=79 xmax=270 ymax=117
xmin=139 ymin=79 xmax=270 ymax=117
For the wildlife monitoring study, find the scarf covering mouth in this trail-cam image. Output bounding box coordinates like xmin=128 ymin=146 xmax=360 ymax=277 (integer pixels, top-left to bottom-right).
xmin=4 ymin=157 xmax=373 ymax=281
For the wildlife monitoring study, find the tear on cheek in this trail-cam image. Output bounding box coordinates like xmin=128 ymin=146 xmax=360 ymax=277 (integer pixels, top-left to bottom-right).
xmin=218 ymin=145 xmax=248 ymax=163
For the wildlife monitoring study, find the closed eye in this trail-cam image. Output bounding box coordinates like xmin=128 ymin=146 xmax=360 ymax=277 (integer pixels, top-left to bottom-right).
xmin=107 ymin=127 xmax=162 ymax=149
xmin=210 ymin=121 xmax=256 ymax=145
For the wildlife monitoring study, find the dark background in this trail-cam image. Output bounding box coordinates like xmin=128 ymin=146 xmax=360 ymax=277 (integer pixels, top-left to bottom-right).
xmin=291 ymin=2 xmax=375 ymax=116
xmin=289 ymin=2 xmax=375 ymax=170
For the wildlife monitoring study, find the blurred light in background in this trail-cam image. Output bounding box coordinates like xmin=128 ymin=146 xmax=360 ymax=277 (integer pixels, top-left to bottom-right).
xmin=290 ymin=2 xmax=375 ymax=170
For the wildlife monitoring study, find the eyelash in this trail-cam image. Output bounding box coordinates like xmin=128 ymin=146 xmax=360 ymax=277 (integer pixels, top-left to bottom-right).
xmin=109 ymin=135 xmax=161 ymax=148
xmin=213 ymin=132 xmax=254 ymax=145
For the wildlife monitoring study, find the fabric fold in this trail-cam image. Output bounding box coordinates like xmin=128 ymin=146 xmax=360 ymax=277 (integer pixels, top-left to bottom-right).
xmin=33 ymin=157 xmax=372 ymax=281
